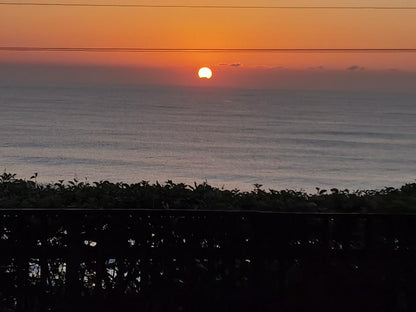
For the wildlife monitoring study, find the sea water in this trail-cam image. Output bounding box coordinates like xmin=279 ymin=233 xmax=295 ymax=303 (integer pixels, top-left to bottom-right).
xmin=0 ymin=83 xmax=415 ymax=192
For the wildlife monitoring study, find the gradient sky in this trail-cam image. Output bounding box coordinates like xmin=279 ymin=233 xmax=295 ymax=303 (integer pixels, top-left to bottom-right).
xmin=1 ymin=0 xmax=416 ymax=88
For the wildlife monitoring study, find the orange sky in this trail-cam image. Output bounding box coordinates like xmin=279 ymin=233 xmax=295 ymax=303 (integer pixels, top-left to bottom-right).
xmin=1 ymin=0 xmax=416 ymax=88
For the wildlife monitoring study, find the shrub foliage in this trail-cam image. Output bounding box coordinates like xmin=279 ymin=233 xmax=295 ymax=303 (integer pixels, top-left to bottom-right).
xmin=0 ymin=172 xmax=415 ymax=212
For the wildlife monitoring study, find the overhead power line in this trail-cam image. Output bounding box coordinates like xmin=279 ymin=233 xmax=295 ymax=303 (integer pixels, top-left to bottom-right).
xmin=2 ymin=47 xmax=416 ymax=53
xmin=1 ymin=2 xmax=416 ymax=10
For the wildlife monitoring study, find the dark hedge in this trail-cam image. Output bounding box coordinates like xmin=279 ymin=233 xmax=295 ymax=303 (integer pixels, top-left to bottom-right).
xmin=0 ymin=172 xmax=415 ymax=212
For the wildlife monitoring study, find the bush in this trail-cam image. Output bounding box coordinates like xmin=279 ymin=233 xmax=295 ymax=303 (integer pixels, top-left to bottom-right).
xmin=0 ymin=172 xmax=415 ymax=212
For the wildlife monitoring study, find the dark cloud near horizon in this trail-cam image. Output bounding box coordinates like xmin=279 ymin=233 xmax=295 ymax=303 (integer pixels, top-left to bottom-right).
xmin=309 ymin=65 xmax=324 ymax=70
xmin=219 ymin=63 xmax=241 ymax=67
xmin=347 ymin=65 xmax=365 ymax=71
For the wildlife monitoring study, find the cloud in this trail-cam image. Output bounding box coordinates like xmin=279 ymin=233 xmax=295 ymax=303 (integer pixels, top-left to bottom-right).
xmin=219 ymin=63 xmax=241 ymax=67
xmin=308 ymin=65 xmax=324 ymax=70
xmin=270 ymin=66 xmax=285 ymax=70
xmin=347 ymin=65 xmax=365 ymax=71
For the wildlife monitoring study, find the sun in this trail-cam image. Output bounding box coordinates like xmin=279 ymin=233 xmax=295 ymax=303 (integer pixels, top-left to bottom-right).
xmin=198 ymin=67 xmax=213 ymax=79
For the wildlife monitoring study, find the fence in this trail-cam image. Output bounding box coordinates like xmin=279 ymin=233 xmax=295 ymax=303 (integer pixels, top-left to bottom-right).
xmin=1 ymin=209 xmax=416 ymax=311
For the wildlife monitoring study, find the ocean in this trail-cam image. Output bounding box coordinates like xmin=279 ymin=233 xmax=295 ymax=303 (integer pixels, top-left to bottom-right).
xmin=0 ymin=83 xmax=415 ymax=192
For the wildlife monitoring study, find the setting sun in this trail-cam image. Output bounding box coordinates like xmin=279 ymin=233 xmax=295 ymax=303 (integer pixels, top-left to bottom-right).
xmin=198 ymin=67 xmax=213 ymax=79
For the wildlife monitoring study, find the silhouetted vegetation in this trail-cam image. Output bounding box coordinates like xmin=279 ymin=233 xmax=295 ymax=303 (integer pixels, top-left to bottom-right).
xmin=0 ymin=172 xmax=415 ymax=211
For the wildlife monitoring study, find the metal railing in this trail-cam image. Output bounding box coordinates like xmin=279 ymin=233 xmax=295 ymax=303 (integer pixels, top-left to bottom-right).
xmin=1 ymin=209 xmax=416 ymax=311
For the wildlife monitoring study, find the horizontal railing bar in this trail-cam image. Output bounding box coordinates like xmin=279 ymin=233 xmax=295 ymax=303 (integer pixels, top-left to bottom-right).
xmin=1 ymin=208 xmax=416 ymax=216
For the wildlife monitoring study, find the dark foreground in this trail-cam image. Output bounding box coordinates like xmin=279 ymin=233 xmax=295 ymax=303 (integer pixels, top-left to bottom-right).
xmin=1 ymin=209 xmax=416 ymax=312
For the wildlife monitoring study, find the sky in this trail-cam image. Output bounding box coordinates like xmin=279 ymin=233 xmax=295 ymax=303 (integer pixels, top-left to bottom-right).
xmin=1 ymin=0 xmax=416 ymax=89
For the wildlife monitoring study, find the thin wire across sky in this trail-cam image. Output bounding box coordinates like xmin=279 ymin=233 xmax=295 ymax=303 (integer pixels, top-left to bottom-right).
xmin=2 ymin=47 xmax=416 ymax=53
xmin=1 ymin=2 xmax=416 ymax=9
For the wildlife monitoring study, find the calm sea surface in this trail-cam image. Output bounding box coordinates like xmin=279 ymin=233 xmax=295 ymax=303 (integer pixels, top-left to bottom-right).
xmin=0 ymin=84 xmax=415 ymax=192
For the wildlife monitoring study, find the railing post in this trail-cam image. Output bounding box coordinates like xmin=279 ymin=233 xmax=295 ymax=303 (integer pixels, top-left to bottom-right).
xmin=65 ymin=212 xmax=82 ymax=311
xmin=15 ymin=212 xmax=28 ymax=312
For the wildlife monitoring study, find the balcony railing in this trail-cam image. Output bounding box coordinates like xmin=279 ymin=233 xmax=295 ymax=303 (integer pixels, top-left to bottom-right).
xmin=1 ymin=209 xmax=416 ymax=311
